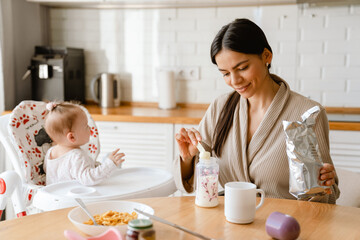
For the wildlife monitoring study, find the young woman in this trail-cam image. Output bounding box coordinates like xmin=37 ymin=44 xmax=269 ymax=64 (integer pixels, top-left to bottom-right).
xmin=173 ymin=18 xmax=339 ymax=203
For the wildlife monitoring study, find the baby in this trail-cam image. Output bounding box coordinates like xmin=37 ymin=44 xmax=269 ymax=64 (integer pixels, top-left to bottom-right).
xmin=43 ymin=101 xmax=125 ymax=186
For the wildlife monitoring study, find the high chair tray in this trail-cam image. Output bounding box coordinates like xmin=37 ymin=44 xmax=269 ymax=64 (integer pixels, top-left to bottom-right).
xmin=32 ymin=167 xmax=176 ymax=211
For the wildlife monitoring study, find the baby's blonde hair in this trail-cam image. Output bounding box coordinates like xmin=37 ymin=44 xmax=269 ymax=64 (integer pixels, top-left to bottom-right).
xmin=44 ymin=101 xmax=83 ymax=142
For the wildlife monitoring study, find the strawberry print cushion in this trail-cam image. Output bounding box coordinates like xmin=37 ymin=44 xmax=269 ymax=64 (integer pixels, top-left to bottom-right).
xmin=9 ymin=101 xmax=49 ymax=186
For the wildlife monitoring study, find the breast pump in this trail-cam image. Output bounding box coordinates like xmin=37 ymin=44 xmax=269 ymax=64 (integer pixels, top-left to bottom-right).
xmin=0 ymin=171 xmax=26 ymax=219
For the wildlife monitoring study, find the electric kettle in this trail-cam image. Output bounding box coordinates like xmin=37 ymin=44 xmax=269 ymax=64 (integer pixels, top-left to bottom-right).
xmin=90 ymin=73 xmax=121 ymax=108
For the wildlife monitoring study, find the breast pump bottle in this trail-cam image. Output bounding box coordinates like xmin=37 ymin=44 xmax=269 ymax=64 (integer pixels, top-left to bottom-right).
xmin=195 ymin=143 xmax=219 ymax=208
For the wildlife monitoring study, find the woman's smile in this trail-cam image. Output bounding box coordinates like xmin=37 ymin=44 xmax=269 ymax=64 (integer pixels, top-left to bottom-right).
xmin=235 ymin=83 xmax=251 ymax=93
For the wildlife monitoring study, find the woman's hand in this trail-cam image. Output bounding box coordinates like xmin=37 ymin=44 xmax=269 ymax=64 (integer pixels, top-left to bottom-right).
xmin=319 ymin=163 xmax=336 ymax=188
xmin=175 ymin=127 xmax=202 ymax=163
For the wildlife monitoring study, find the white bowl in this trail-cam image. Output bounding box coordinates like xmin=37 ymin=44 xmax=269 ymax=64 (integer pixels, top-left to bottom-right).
xmin=68 ymin=200 xmax=154 ymax=236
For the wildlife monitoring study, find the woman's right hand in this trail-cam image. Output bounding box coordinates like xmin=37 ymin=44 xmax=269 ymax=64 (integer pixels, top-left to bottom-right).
xmin=175 ymin=127 xmax=202 ymax=163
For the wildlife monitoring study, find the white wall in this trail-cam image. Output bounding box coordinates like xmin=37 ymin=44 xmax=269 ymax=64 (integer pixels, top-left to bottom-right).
xmin=49 ymin=4 xmax=360 ymax=107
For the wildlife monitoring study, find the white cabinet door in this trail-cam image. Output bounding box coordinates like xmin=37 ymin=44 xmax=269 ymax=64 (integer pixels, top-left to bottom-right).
xmin=96 ymin=121 xmax=174 ymax=172
xmin=330 ymin=130 xmax=360 ymax=173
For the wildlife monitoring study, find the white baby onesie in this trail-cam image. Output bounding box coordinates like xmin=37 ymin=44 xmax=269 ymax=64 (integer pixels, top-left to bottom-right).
xmin=44 ymin=147 xmax=116 ymax=186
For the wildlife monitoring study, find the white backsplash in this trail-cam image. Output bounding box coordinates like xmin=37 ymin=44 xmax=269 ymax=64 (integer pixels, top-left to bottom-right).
xmin=49 ymin=4 xmax=360 ymax=107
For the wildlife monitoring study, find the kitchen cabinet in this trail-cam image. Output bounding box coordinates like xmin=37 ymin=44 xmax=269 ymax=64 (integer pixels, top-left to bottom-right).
xmin=95 ymin=121 xmax=197 ymax=197
xmin=329 ymin=130 xmax=360 ymax=173
xmin=85 ymin=104 xmax=360 ymax=196
xmin=96 ymin=120 xmax=360 ymax=175
xmin=96 ymin=121 xmax=174 ymax=172
xmin=27 ymin=0 xmax=297 ymax=8
xmin=96 ymin=121 xmax=198 ymax=171
xmin=27 ymin=0 xmax=103 ymax=2
xmin=26 ymin=0 xmax=358 ymax=8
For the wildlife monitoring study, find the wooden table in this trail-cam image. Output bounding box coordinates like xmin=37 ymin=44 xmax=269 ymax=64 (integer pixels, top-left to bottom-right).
xmin=1 ymin=196 xmax=359 ymax=240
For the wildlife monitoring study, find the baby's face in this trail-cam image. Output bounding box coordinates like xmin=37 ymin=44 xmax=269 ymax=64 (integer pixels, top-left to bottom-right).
xmin=72 ymin=110 xmax=91 ymax=146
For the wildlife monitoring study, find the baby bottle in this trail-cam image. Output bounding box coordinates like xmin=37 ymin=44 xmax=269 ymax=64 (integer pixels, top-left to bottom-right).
xmin=195 ymin=149 xmax=219 ymax=208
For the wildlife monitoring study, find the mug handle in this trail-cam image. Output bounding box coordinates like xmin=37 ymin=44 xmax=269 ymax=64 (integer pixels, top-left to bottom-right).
xmin=255 ymin=189 xmax=265 ymax=210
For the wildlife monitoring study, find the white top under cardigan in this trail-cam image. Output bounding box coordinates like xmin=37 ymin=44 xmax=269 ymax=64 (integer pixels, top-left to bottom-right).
xmin=44 ymin=147 xmax=116 ymax=186
xmin=172 ymin=75 xmax=340 ymax=204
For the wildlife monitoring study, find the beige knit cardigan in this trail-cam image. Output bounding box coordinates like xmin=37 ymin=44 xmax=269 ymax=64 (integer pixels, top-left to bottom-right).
xmin=173 ymin=75 xmax=340 ymax=204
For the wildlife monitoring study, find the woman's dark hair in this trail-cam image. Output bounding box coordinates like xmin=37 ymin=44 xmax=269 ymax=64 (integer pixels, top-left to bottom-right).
xmin=210 ymin=18 xmax=272 ymax=157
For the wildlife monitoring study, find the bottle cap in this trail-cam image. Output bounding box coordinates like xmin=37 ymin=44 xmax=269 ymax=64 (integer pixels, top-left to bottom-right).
xmin=199 ymin=151 xmax=210 ymax=160
xmin=128 ymin=219 xmax=153 ymax=230
xmin=197 ymin=142 xmax=211 ymax=160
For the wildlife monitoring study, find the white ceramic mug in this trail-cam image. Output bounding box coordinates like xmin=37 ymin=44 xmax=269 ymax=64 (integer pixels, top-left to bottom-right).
xmin=224 ymin=182 xmax=265 ymax=224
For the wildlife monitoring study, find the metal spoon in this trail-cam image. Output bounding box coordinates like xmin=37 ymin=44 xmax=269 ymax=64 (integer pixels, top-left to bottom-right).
xmin=74 ymin=198 xmax=98 ymax=226
xmin=197 ymin=142 xmax=206 ymax=153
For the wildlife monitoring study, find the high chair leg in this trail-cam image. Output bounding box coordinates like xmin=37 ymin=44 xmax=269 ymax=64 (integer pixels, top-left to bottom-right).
xmin=0 ymin=171 xmax=27 ymax=219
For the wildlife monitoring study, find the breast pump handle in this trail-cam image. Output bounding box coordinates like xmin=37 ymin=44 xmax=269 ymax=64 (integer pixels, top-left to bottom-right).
xmin=0 ymin=171 xmax=26 ymax=219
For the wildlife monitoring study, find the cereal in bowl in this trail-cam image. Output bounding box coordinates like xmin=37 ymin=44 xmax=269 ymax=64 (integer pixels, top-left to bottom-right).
xmin=84 ymin=210 xmax=138 ymax=226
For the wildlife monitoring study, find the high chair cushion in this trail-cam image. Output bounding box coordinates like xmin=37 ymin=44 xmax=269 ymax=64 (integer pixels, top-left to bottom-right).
xmin=9 ymin=101 xmax=49 ymax=185
xmin=8 ymin=101 xmax=100 ymax=187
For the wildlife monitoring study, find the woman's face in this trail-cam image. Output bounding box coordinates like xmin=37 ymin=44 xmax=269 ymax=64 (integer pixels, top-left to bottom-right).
xmin=215 ymin=48 xmax=272 ymax=99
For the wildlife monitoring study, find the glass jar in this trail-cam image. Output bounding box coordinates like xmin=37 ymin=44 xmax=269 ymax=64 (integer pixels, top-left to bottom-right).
xmin=195 ymin=156 xmax=219 ymax=207
xmin=126 ymin=219 xmax=156 ymax=240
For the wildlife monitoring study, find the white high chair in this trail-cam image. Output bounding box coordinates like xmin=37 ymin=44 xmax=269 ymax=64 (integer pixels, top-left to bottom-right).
xmin=0 ymin=101 xmax=176 ymax=214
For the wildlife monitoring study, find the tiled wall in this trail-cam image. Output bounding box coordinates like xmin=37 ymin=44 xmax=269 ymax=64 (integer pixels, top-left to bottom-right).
xmin=49 ymin=4 xmax=360 ymax=107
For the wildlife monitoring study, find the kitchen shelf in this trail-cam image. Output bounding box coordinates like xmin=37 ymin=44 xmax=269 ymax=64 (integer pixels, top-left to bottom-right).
xmin=297 ymin=0 xmax=360 ymax=6
xmin=26 ymin=0 xmax=298 ymax=9
xmin=26 ymin=0 xmax=360 ymax=8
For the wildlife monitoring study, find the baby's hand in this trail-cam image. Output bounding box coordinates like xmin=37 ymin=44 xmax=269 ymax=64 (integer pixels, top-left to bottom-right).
xmin=109 ymin=148 xmax=125 ymax=167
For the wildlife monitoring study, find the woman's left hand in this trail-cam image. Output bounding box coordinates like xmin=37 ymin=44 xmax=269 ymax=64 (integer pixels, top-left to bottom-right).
xmin=319 ymin=163 xmax=336 ymax=187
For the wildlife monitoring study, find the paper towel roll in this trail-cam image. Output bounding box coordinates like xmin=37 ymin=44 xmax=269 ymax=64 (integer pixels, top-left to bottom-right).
xmin=158 ymin=70 xmax=176 ymax=109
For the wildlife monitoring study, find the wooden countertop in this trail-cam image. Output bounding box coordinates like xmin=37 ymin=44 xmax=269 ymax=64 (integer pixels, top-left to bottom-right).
xmin=85 ymin=103 xmax=206 ymax=124
xmin=3 ymin=103 xmax=360 ymax=130
xmin=85 ymin=103 xmax=360 ymax=131
xmin=1 ymin=196 xmax=360 ymax=240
